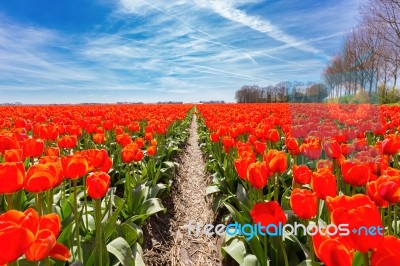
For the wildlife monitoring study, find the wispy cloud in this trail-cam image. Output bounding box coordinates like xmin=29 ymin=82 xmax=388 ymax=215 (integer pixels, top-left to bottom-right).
xmin=0 ymin=0 xmax=361 ymax=103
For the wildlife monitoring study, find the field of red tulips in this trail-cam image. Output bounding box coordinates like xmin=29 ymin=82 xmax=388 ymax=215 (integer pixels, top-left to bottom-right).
xmin=0 ymin=104 xmax=193 ymax=265
xmin=198 ymin=103 xmax=400 ymax=266
xmin=2 ymin=102 xmax=400 ymax=266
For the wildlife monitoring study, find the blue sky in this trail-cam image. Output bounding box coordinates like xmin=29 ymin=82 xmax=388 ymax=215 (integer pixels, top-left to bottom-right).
xmin=0 ymin=0 xmax=361 ymax=103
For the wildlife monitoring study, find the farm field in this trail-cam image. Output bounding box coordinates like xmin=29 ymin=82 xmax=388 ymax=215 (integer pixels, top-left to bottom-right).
xmin=0 ymin=103 xmax=399 ymax=266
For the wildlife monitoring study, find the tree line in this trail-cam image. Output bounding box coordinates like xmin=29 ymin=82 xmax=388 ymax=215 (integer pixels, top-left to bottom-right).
xmin=235 ymin=82 xmax=328 ymax=103
xmin=236 ymin=0 xmax=400 ymax=104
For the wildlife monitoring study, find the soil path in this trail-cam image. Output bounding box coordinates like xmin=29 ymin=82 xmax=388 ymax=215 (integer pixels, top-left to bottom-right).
xmin=143 ymin=115 xmax=221 ymax=265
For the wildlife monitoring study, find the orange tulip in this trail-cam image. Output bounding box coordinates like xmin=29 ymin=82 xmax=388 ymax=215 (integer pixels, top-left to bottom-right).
xmin=61 ymin=155 xmax=89 ymax=180
xmin=263 ymin=149 xmax=287 ymax=173
xmin=25 ymin=213 xmax=70 ymax=262
xmin=93 ymin=133 xmax=105 ymax=144
xmin=147 ymin=145 xmax=156 ymax=156
xmin=247 ymin=161 xmax=270 ymax=189
xmin=77 ymin=149 xmax=112 ymax=173
xmin=0 ymin=162 xmax=25 ymax=194
xmin=86 ymin=172 xmax=110 ymax=199
xmin=45 ymin=147 xmax=60 ymax=157
xmin=24 ymin=163 xmax=63 ymax=193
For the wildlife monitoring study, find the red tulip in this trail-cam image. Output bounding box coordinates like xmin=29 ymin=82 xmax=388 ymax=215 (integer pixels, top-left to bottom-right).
xmin=267 ymin=129 xmax=280 ymax=142
xmin=292 ymin=164 xmax=312 ymax=185
xmin=250 ymin=201 xmax=287 ymax=232
xmin=23 ymin=138 xmax=44 ymax=158
xmin=371 ymin=235 xmax=400 ymax=266
xmin=0 ymin=208 xmax=37 ymax=264
xmin=93 ymin=133 xmax=106 ymax=144
xmin=4 ymin=149 xmax=23 ymax=162
xmin=210 ymin=132 xmax=219 ymax=142
xmin=311 ymin=168 xmax=337 ymax=200
xmin=341 ymin=159 xmax=371 ymax=187
xmin=57 ymin=135 xmax=77 ymax=149
xmin=234 ymin=157 xmax=254 ymax=180
xmin=24 ymin=163 xmax=63 ymax=193
xmin=147 ymin=145 xmax=156 ymax=156
xmin=0 ymin=162 xmax=25 ymax=194
xmin=247 ymin=161 xmax=270 ymax=189
xmin=322 ymin=138 xmax=341 ymax=159
xmin=25 ymin=213 xmax=70 ymax=262
xmin=77 ymin=149 xmax=112 ymax=173
xmin=366 ymin=179 xmax=389 ymax=208
xmin=290 ymin=188 xmax=318 ymax=219
xmin=253 ymin=141 xmax=266 ymax=154
xmin=263 ymin=149 xmax=287 ymax=173
xmin=61 ymin=154 xmax=89 ymax=180
xmin=382 ymin=135 xmax=400 ymax=155
xmin=376 ymin=175 xmax=400 ymax=203
xmin=86 ymin=172 xmax=110 ymax=199
xmin=326 ymin=194 xmax=383 ymax=252
xmin=313 ymin=235 xmax=353 ymax=266
xmin=45 ymin=147 xmax=60 ymax=157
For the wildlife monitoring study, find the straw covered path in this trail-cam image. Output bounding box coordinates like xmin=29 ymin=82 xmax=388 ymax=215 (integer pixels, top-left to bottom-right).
xmin=143 ymin=115 xmax=221 ymax=265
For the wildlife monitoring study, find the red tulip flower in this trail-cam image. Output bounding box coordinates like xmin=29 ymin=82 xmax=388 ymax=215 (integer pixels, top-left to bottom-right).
xmin=292 ymin=164 xmax=313 ymax=185
xmin=86 ymin=172 xmax=110 ymax=199
xmin=23 ymin=138 xmax=44 ymax=158
xmin=326 ymin=194 xmax=383 ymax=252
xmin=371 ymin=235 xmax=400 ymax=266
xmin=24 ymin=163 xmax=63 ymax=193
xmin=311 ymin=168 xmax=337 ymax=200
xmin=250 ymin=201 xmax=287 ymax=232
xmin=263 ymin=149 xmax=288 ymax=173
xmin=0 ymin=161 xmax=25 ymax=194
xmin=4 ymin=149 xmax=23 ymax=162
xmin=341 ymin=159 xmax=371 ymax=187
xmin=290 ymin=188 xmax=318 ymax=219
xmin=247 ymin=161 xmax=270 ymax=189
xmin=61 ymin=154 xmax=89 ymax=180
xmin=0 ymin=208 xmax=38 ymax=264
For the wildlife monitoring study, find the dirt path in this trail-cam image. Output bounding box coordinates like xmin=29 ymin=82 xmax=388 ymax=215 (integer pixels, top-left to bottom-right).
xmin=143 ymin=115 xmax=221 ymax=266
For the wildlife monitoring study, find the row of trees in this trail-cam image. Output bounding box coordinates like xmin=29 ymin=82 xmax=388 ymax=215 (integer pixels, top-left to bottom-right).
xmin=235 ymin=0 xmax=400 ymax=104
xmin=322 ymin=0 xmax=400 ymax=102
xmin=235 ymin=82 xmax=328 ymax=103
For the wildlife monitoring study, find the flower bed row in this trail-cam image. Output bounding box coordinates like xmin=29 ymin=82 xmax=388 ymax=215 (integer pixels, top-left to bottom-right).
xmin=197 ymin=103 xmax=400 ymax=266
xmin=0 ymin=104 xmax=193 ymax=265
